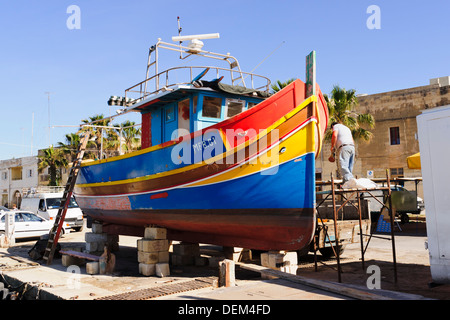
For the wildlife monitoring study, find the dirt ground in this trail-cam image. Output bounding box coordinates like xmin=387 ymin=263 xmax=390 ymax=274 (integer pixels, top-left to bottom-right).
xmin=293 ymin=221 xmax=450 ymax=300
xmin=3 ymin=219 xmax=450 ymax=300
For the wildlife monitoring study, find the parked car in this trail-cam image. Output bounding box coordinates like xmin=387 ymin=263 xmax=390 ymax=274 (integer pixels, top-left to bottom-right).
xmin=20 ymin=193 xmax=84 ymax=231
xmin=0 ymin=210 xmax=69 ymax=240
xmin=365 ymin=185 xmax=424 ymax=224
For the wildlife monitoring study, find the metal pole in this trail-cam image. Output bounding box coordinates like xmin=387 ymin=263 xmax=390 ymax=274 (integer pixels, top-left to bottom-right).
xmin=386 ymin=170 xmax=398 ymax=283
xmin=331 ymin=173 xmax=342 ymax=283
xmin=357 ymin=191 xmax=365 ymax=270
xmin=100 ymin=128 xmax=104 ymax=159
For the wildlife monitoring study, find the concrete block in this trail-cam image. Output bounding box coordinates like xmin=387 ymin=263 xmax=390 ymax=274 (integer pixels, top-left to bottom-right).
xmin=267 ymin=251 xmax=298 ymax=271
xmin=158 ymin=251 xmax=170 ymax=263
xmin=260 ymin=252 xmax=269 ymax=267
xmin=137 ymin=239 xmax=169 ymax=253
xmin=138 ymin=251 xmax=159 ymax=264
xmin=171 ymin=254 xmax=194 ymax=266
xmin=62 ymin=254 xmax=85 ymax=267
xmin=144 ymin=227 xmax=167 ymax=240
xmin=208 ymin=256 xmax=224 ymax=268
xmin=281 ymin=265 xmax=298 ymax=275
xmin=172 ymin=242 xmax=200 ymax=256
xmin=91 ymin=223 xmax=103 ymax=234
xmin=85 ymin=241 xmax=98 ymax=252
xmin=195 ymin=256 xmax=209 ymax=267
xmin=139 ymin=263 xmax=156 ymax=276
xmin=85 ymin=232 xmax=108 ymax=243
xmin=156 ymin=263 xmax=170 ymax=277
xmin=86 ymin=262 xmax=99 ymax=275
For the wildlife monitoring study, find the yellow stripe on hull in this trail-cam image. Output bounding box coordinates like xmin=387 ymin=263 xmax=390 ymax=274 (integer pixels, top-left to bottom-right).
xmin=185 ymin=120 xmax=316 ymax=188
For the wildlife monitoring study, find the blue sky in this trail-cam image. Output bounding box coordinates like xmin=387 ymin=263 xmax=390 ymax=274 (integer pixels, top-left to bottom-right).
xmin=0 ymin=0 xmax=449 ymax=160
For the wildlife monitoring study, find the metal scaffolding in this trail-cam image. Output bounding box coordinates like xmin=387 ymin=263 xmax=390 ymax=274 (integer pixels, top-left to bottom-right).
xmin=315 ymin=170 xmax=398 ymax=284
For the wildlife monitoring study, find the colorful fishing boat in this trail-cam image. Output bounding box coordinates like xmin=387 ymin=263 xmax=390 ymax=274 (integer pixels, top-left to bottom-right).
xmin=74 ymin=34 xmax=329 ymax=251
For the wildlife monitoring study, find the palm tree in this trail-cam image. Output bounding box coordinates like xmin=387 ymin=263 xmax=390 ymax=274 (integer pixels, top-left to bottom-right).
xmin=38 ymin=145 xmax=69 ymax=186
xmin=57 ymin=133 xmax=81 ymax=162
xmin=78 ymin=114 xmax=118 ymax=159
xmin=120 ymin=120 xmax=141 ymax=153
xmin=271 ymin=78 xmax=296 ymax=93
xmin=324 ymin=85 xmax=375 ymax=142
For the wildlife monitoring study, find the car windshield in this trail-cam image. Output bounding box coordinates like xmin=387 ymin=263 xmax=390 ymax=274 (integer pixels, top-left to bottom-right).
xmin=21 ymin=212 xmax=43 ymax=222
xmin=46 ymin=197 xmax=79 ymax=209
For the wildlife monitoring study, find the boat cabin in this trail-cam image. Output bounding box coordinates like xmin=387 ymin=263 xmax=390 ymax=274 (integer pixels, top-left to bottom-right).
xmin=136 ymin=87 xmax=266 ymax=148
xmin=110 ymin=37 xmax=272 ymax=149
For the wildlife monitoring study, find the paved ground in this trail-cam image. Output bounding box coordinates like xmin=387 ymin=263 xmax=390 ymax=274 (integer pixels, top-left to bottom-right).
xmin=1 ymin=218 xmax=448 ymax=301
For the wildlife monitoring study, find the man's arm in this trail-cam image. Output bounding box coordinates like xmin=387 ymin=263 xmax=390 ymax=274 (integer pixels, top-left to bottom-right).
xmin=331 ymin=129 xmax=338 ymax=153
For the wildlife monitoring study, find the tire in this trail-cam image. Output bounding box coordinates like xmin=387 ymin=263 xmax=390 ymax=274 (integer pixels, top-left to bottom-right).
xmin=319 ymin=245 xmax=345 ymax=259
xmin=400 ymin=213 xmax=410 ymax=224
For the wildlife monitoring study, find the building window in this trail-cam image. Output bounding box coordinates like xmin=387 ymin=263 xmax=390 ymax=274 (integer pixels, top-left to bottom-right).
xmin=390 ymin=127 xmax=400 ymax=145
xmin=390 ymin=167 xmax=404 ymax=177
xmin=1 ymin=172 xmax=6 ymax=180
xmin=27 ymin=169 xmax=33 ymax=178
xmin=11 ymin=167 xmax=22 ymax=181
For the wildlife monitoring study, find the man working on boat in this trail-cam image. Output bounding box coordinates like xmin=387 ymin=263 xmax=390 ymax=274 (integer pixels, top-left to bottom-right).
xmin=329 ymin=122 xmax=355 ymax=183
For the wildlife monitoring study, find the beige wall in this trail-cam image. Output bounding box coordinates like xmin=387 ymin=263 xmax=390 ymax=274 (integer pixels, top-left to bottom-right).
xmin=316 ymin=82 xmax=450 ymax=198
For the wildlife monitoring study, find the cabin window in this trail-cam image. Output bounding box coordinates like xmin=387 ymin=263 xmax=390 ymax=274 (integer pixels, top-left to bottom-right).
xmin=202 ymin=96 xmax=222 ymax=118
xmin=193 ymin=95 xmax=198 ymax=114
xmin=165 ymin=106 xmax=175 ymax=122
xmin=247 ymin=102 xmax=257 ymax=109
xmin=178 ymin=98 xmax=190 ymax=136
xmin=226 ymin=99 xmax=244 ymax=118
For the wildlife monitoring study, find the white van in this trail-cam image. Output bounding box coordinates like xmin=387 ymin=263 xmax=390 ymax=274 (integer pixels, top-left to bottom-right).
xmin=20 ymin=192 xmax=84 ymax=231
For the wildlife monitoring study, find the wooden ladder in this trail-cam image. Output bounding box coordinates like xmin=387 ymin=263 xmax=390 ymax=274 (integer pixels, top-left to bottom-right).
xmin=43 ymin=133 xmax=90 ymax=265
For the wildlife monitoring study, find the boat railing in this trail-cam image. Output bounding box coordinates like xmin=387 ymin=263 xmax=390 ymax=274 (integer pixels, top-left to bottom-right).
xmin=124 ymin=65 xmax=271 ymax=102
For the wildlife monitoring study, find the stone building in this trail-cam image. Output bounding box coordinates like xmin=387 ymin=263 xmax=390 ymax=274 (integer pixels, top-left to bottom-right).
xmin=316 ymin=76 xmax=450 ymax=197
xmin=0 ymin=156 xmax=39 ymax=208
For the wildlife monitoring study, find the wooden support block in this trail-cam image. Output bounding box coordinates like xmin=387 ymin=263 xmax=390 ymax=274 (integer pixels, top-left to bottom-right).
xmin=240 ymin=249 xmax=252 ymax=262
xmin=156 ymin=263 xmax=170 ymax=277
xmin=86 ymin=262 xmax=99 ymax=275
xmin=62 ymin=254 xmax=85 ymax=267
xmin=137 ymin=239 xmax=169 ymax=253
xmin=219 ymin=259 xmax=235 ymax=287
xmin=144 ymin=227 xmax=167 ymax=240
xmin=139 ymin=263 xmax=156 ymax=276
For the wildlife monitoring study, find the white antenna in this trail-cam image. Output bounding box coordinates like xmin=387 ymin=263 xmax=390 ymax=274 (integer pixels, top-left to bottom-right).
xmin=172 ymin=33 xmax=220 ymax=53
xmin=171 ymin=33 xmax=220 ymax=42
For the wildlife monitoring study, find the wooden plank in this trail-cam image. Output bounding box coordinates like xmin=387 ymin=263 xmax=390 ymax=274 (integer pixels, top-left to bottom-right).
xmin=236 ymin=262 xmax=394 ymax=300
xmin=59 ymin=250 xmax=100 ymax=261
